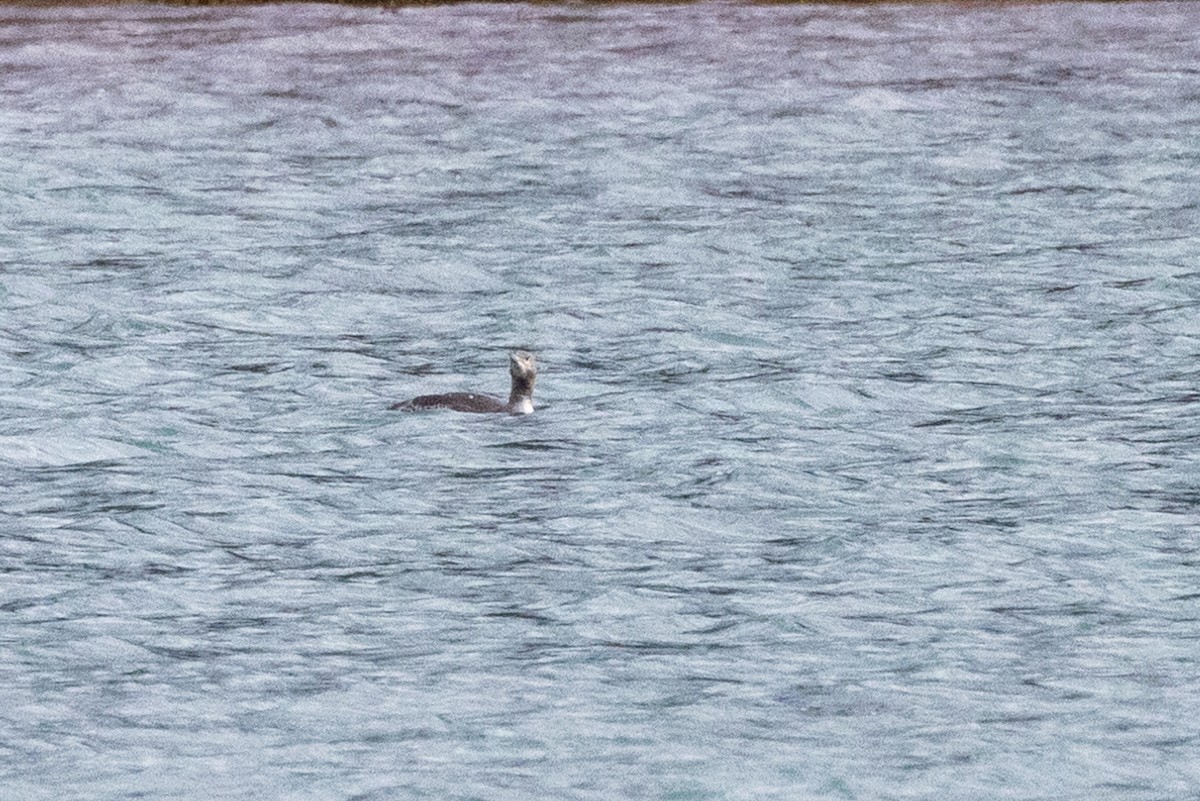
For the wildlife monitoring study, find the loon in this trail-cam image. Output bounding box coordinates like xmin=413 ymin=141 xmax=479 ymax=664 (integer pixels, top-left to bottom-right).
xmin=391 ymin=352 xmax=537 ymax=414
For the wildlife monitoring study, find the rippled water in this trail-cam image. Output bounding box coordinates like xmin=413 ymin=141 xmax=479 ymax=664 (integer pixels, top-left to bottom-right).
xmin=2 ymin=2 xmax=1199 ymax=798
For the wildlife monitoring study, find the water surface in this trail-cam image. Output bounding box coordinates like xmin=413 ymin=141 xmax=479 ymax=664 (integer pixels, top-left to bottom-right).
xmin=2 ymin=2 xmax=1199 ymax=799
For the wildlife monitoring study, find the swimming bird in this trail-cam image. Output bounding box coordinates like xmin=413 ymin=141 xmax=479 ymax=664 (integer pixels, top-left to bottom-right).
xmin=391 ymin=352 xmax=537 ymax=414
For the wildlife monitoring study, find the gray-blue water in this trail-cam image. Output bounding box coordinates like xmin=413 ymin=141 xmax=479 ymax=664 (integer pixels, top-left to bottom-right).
xmin=2 ymin=2 xmax=1199 ymax=798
